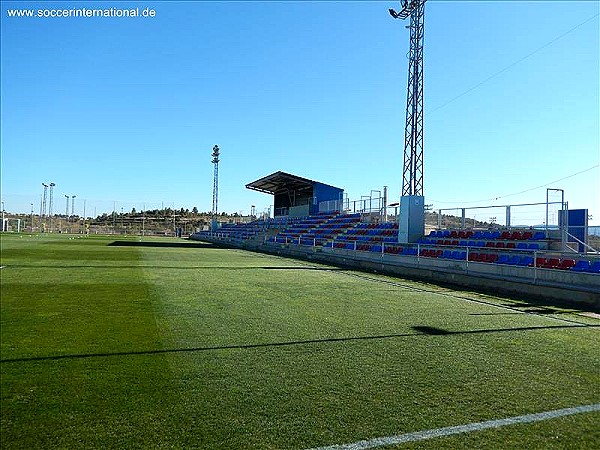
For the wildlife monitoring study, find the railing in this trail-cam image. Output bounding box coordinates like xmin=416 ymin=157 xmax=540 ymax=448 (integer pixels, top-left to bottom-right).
xmin=566 ymin=230 xmax=599 ymax=254
xmin=435 ymin=201 xmax=565 ymax=231
xmin=259 ymin=237 xmax=600 ymax=280
xmin=344 ymin=196 xmax=385 ymax=215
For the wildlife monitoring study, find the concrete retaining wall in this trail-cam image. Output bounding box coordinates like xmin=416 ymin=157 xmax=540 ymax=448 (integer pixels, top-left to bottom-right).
xmin=190 ymin=235 xmax=600 ymax=310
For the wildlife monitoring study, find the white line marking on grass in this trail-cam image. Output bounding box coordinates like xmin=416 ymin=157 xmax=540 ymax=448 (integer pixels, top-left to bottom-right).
xmin=307 ymin=403 xmax=600 ymax=450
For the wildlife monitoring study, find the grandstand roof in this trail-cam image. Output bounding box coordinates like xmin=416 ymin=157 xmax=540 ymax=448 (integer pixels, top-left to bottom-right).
xmin=246 ymin=171 xmax=328 ymax=195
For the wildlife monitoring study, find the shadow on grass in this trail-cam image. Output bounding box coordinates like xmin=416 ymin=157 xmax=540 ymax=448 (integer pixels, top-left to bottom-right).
xmin=2 ymin=324 xmax=597 ymax=364
xmin=340 ymin=271 xmax=600 ymax=314
xmin=5 ymin=265 xmax=344 ymax=271
xmin=108 ymin=240 xmax=215 ymax=249
xmin=469 ymin=312 xmax=523 ymax=316
xmin=470 ymin=308 xmax=565 ymax=316
xmin=412 ymin=326 xmax=452 ymax=335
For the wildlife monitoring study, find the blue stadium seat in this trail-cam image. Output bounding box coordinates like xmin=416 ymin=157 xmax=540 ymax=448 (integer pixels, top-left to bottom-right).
xmin=519 ymin=256 xmax=534 ymax=267
xmin=508 ymin=255 xmax=521 ymax=265
xmin=588 ymin=261 xmax=600 ymax=273
xmin=497 ymin=255 xmax=510 ymax=265
xmin=572 ymin=260 xmax=591 ymax=272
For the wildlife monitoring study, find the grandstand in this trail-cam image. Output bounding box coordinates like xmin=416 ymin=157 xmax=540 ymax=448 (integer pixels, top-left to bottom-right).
xmin=191 ymin=174 xmax=600 ymax=308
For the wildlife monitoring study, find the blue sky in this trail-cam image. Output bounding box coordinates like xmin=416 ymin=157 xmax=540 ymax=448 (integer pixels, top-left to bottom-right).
xmin=1 ymin=0 xmax=599 ymax=224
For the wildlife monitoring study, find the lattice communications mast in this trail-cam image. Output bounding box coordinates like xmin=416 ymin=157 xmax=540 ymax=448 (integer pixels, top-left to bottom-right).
xmin=389 ymin=0 xmax=427 ymax=242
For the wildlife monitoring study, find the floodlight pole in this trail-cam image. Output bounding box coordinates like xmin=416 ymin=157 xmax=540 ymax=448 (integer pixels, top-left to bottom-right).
xmin=49 ymin=183 xmax=55 ymax=217
xmin=390 ymin=0 xmax=427 ymax=243
xmin=48 ymin=183 xmax=56 ymax=232
xmin=42 ymin=183 xmax=48 ymax=217
xmin=71 ymin=196 xmax=76 ymax=220
xmin=65 ymin=195 xmax=70 ymax=217
xmin=211 ymin=145 xmax=220 ymax=230
xmin=390 ymin=0 xmax=426 ymax=197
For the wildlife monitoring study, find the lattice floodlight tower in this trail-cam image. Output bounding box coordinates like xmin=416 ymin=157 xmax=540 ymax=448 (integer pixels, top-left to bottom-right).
xmin=48 ymin=183 xmax=55 ymax=217
xmin=211 ymin=145 xmax=220 ymax=231
xmin=41 ymin=183 xmax=49 ymax=217
xmin=390 ymin=0 xmax=426 ymax=243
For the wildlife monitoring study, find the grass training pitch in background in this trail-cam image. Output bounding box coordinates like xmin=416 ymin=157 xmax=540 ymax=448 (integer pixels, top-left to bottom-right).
xmin=1 ymin=233 xmax=599 ymax=449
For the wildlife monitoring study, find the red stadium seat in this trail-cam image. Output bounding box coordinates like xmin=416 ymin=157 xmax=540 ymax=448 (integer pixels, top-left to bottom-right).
xmin=542 ymin=258 xmax=560 ymax=269
xmin=557 ymin=259 xmax=576 ymax=270
xmin=535 ymin=257 xmax=546 ymax=267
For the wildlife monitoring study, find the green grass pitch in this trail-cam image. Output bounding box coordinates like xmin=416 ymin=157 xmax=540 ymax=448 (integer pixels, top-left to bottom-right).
xmin=1 ymin=234 xmax=599 ymax=449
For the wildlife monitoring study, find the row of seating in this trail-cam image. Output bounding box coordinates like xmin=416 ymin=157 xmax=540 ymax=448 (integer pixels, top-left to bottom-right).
xmin=355 ymin=222 xmax=398 ymax=229
xmin=331 ymin=222 xmax=401 ymax=247
xmin=325 ymin=214 xmax=361 ymax=224
xmin=535 ymin=258 xmax=600 ymax=272
xmin=429 ymin=229 xmax=546 ymax=241
xmin=200 ymin=221 xmax=266 ymax=240
xmin=572 ymin=260 xmax=600 ymax=273
xmin=347 ymin=228 xmax=397 ymax=236
xmin=265 ymin=218 xmax=599 ymax=274
xmin=333 ymin=242 xmax=599 ymax=273
xmin=270 ymin=214 xmax=361 ymax=244
xmin=420 ymin=249 xmax=467 ymax=260
xmin=420 ymin=238 xmax=542 ymax=250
